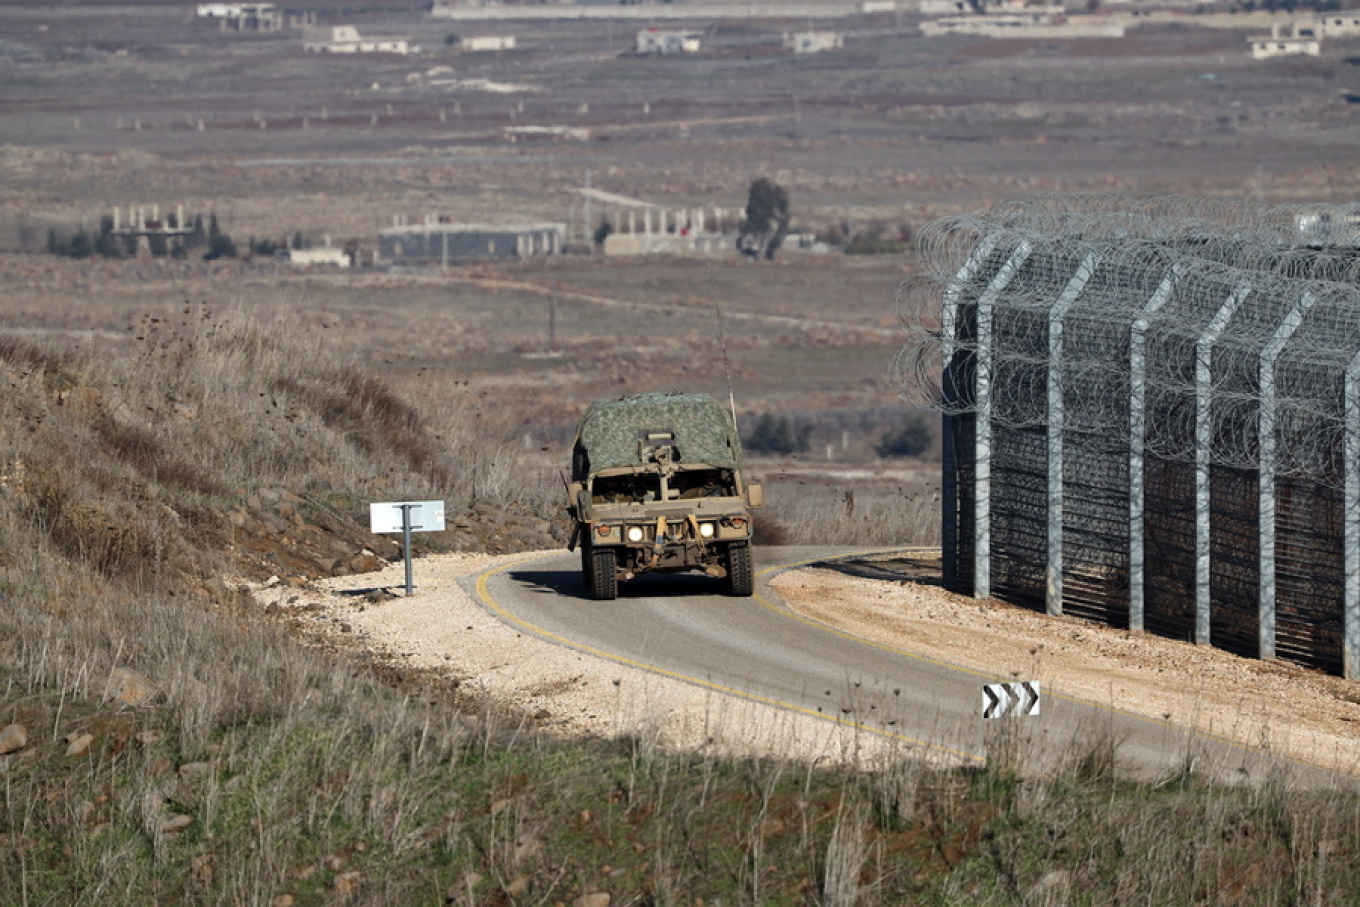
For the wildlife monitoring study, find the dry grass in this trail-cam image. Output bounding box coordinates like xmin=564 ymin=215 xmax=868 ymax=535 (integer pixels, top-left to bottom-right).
xmin=4 ymin=319 xmax=1360 ymax=904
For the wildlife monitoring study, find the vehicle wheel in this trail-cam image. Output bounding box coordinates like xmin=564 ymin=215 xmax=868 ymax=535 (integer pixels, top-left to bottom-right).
xmin=725 ymin=542 xmax=753 ymax=597
xmin=590 ymin=546 xmax=618 ymax=601
xmin=580 ymin=542 xmax=595 ymax=592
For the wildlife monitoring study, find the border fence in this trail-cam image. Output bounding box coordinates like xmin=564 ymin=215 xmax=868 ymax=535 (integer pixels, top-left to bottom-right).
xmin=894 ymin=194 xmax=1360 ymax=678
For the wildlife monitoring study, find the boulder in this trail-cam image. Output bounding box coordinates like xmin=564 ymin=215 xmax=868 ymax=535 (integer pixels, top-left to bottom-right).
xmin=0 ymin=723 xmax=28 ymax=754
xmin=64 ymin=732 xmax=94 ymax=756
xmin=104 ymin=667 xmax=158 ymax=706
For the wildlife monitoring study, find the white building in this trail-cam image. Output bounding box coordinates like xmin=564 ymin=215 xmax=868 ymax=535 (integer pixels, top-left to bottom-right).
xmin=1315 ymin=13 xmax=1360 ymax=37
xmin=196 ymin=3 xmax=273 ymax=20
xmin=1249 ymin=21 xmax=1320 ymax=59
xmin=195 ymin=2 xmax=282 ymax=31
xmin=784 ymin=31 xmax=844 ymax=54
xmin=921 ymin=12 xmax=1125 ymax=38
xmin=281 ymin=248 xmax=351 ymax=267
xmin=461 ymin=34 xmax=516 ymax=51
xmin=635 ymin=28 xmax=701 ymax=55
xmin=303 ymin=25 xmax=414 ymax=54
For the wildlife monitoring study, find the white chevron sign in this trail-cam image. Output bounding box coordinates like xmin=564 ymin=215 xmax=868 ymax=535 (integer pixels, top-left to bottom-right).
xmin=982 ymin=681 xmax=1041 ymax=719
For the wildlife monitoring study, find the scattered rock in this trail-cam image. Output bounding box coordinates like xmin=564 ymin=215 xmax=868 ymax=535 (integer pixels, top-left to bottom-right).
xmin=332 ymin=871 xmax=362 ymax=895
xmin=104 ymin=667 xmax=158 ymax=707
xmin=162 ymin=814 xmax=193 ymax=833
xmin=349 ymin=553 xmax=381 ymax=573
xmin=64 ymin=732 xmax=94 ymax=756
xmin=0 ymin=723 xmax=27 ymax=754
xmin=573 ymin=893 xmax=610 ymax=907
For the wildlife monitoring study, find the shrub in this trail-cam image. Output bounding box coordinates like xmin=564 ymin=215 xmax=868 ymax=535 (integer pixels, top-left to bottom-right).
xmin=875 ymin=414 xmax=933 ymax=458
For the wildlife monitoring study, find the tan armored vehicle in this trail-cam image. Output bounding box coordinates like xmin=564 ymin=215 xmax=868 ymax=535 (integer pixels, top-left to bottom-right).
xmin=566 ymin=392 xmax=764 ymax=600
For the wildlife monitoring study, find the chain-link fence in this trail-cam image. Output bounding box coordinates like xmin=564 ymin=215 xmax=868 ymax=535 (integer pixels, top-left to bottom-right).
xmin=894 ymin=194 xmax=1360 ymax=678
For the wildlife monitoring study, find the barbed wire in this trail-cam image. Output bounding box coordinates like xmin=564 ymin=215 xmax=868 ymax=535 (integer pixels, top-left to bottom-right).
xmin=894 ymin=193 xmax=1360 ymax=486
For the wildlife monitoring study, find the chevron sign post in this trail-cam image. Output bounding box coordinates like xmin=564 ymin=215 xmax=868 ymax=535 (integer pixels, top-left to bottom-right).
xmin=982 ymin=681 xmax=1041 ymax=719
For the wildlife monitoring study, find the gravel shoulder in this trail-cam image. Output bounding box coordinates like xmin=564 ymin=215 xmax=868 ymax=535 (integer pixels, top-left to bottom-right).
xmin=255 ymin=549 xmax=1360 ymax=778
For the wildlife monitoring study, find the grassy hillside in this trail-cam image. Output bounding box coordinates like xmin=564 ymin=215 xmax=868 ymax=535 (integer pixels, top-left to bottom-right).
xmin=2 ymin=318 xmax=1359 ymax=905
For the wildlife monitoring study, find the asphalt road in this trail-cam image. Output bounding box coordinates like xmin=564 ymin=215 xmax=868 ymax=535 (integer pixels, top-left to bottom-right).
xmin=469 ymin=546 xmax=1350 ymax=788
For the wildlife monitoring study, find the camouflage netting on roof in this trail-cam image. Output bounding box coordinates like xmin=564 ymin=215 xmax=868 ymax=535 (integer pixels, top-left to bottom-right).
xmin=573 ymin=393 xmax=742 ymax=476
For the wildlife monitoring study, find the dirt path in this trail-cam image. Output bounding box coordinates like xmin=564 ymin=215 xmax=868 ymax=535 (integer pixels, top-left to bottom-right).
xmin=259 ymin=550 xmax=1360 ymax=778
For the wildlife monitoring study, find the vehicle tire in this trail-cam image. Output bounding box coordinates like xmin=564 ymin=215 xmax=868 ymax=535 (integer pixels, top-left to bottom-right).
xmin=580 ymin=542 xmax=595 ymax=592
xmin=590 ymin=546 xmax=619 ymax=601
xmin=724 ymin=542 xmax=753 ymax=597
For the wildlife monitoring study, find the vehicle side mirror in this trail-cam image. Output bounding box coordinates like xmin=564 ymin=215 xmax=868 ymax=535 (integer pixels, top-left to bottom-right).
xmin=745 ymin=482 xmax=764 ymax=508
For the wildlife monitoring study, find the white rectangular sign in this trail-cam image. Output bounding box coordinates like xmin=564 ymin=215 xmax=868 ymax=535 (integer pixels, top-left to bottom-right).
xmin=369 ymin=501 xmax=446 ymax=534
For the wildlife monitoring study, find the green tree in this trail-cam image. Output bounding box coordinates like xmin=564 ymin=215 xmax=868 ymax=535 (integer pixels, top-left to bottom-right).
xmin=67 ymin=229 xmax=93 ymax=259
xmin=204 ymin=213 xmax=237 ymax=260
xmin=94 ymin=215 xmax=126 ymax=257
xmin=737 ymin=177 xmax=791 ymax=261
xmin=593 ymin=217 xmax=614 ymax=249
xmin=875 ymin=414 xmax=933 ymax=458
xmin=745 ymin=413 xmax=810 ymax=456
xmin=94 ymin=230 xmax=125 ymax=259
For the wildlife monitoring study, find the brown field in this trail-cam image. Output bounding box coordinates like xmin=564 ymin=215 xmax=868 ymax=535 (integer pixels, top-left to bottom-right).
xmin=7 ymin=9 xmax=1360 ymax=902
xmin=2 ymin=1 xmax=1358 ymax=500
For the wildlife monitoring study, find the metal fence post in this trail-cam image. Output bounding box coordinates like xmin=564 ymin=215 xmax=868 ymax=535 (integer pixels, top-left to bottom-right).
xmin=974 ymin=241 xmax=1032 ymax=600
xmin=1193 ymin=282 xmax=1252 ymax=646
xmin=940 ymin=235 xmax=1000 ymax=592
xmin=1045 ymin=251 xmax=1099 ymax=617
xmin=1128 ymin=267 xmax=1181 ymax=633
xmin=1345 ymin=352 xmax=1360 ymax=680
xmin=1257 ymin=291 xmax=1315 ymax=661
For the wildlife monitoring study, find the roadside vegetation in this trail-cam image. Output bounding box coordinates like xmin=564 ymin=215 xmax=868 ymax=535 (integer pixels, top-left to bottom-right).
xmin=3 ymin=318 xmax=1359 ymax=905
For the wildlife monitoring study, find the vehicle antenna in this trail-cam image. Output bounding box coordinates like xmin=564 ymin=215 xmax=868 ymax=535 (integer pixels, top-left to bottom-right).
xmin=715 ymin=302 xmax=739 ymax=436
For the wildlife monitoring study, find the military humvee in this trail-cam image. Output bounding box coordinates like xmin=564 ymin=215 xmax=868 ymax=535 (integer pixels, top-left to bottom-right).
xmin=566 ymin=392 xmax=764 ymax=600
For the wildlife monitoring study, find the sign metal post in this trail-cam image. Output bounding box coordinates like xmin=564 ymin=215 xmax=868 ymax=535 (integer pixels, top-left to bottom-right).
xmin=369 ymin=501 xmax=446 ymax=596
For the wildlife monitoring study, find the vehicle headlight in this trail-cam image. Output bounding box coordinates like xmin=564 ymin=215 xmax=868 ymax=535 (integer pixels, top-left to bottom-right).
xmin=626 ymin=526 xmax=645 ymax=543
xmin=699 ymin=522 xmax=715 ymax=538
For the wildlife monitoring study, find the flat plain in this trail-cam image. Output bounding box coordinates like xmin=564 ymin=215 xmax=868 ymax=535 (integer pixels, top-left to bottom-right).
xmin=2 ymin=0 xmax=1358 ymax=497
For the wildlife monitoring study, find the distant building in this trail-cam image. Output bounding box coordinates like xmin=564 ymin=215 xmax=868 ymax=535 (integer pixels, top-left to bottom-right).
xmin=304 ymin=25 xmax=415 ymax=54
xmin=378 ymin=221 xmax=565 ymax=265
xmin=281 ymin=248 xmax=351 ymax=267
xmin=921 ymin=12 xmax=1125 ymax=38
xmin=1249 ymin=21 xmax=1320 ymax=59
xmin=1296 ymin=210 xmax=1360 ymax=247
xmin=461 ymin=34 xmax=516 ymax=51
xmin=1315 ymin=13 xmax=1360 ymax=37
xmin=196 ymin=2 xmax=283 ymax=31
xmin=784 ymin=31 xmax=844 ymax=54
xmin=635 ymin=28 xmax=701 ymax=55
